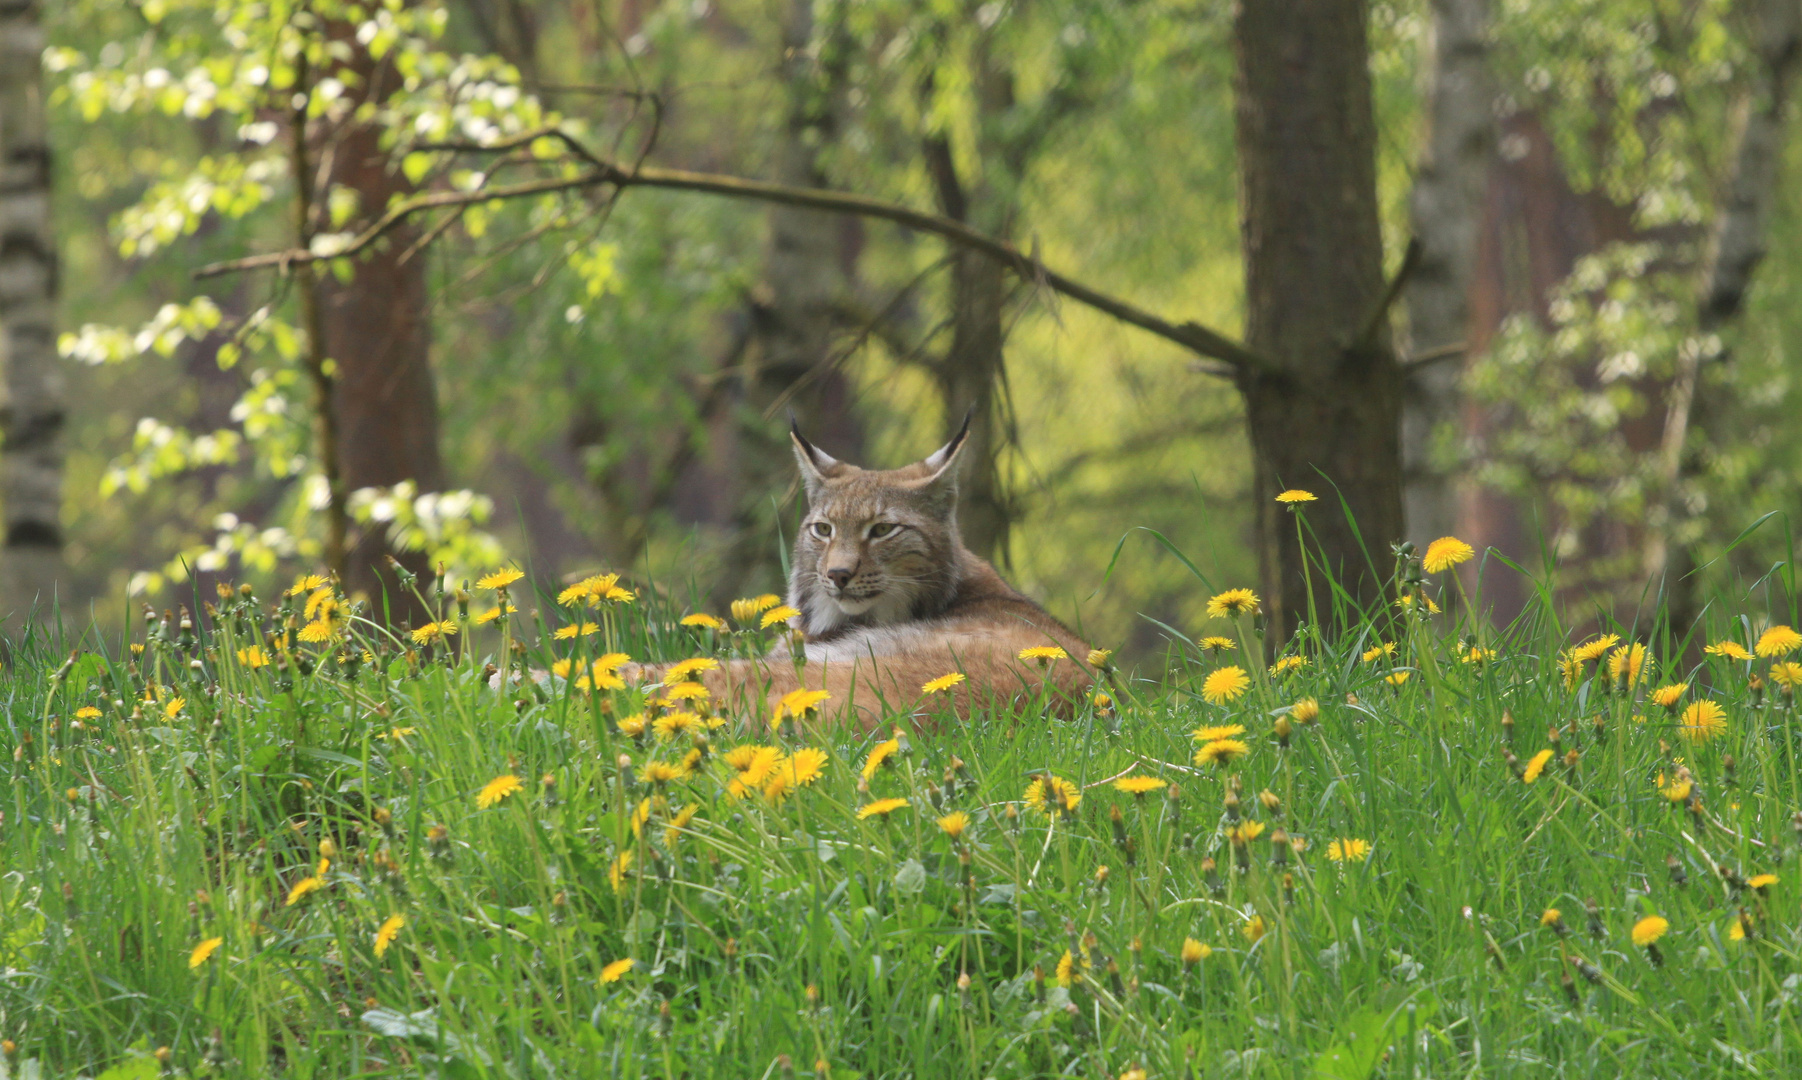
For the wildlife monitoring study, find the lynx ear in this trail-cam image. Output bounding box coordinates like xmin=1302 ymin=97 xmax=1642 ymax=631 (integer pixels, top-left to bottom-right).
xmin=914 ymin=411 xmax=971 ymax=513
xmin=920 ymin=410 xmax=972 ymax=481
xmin=790 ymin=419 xmax=846 ymax=500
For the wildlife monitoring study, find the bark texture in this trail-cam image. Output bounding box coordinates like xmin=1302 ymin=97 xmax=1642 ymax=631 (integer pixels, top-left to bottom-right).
xmin=0 ymin=0 xmax=63 ymax=620
xmin=317 ymin=28 xmax=445 ymax=623
xmin=1646 ymin=0 xmax=1802 ymax=616
xmin=1402 ymin=0 xmax=1494 ymax=550
xmin=1233 ymin=0 xmax=1403 ymax=640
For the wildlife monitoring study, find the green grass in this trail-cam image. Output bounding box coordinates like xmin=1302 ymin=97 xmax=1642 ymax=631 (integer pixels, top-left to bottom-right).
xmin=3 ymin=560 xmax=1801 ymax=1079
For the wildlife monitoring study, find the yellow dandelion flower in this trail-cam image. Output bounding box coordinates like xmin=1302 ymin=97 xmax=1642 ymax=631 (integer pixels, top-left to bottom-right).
xmin=189 ymin=936 xmax=223 ymax=969
xmin=1462 ymin=646 xmax=1494 ymax=664
xmin=664 ymin=803 xmax=700 ymax=847
xmin=1384 ymin=671 xmax=1411 ymax=687
xmin=1326 ymin=838 xmax=1372 ymax=863
xmin=236 ymin=646 xmax=268 ymax=668
xmin=730 ymin=594 xmax=782 ymax=623
xmin=1771 ymin=662 xmax=1802 ymax=689
xmin=1241 ymin=915 xmax=1268 ymax=943
xmin=937 ymin=811 xmax=970 ymax=840
xmin=861 ymin=739 xmax=900 ymax=781
xmin=858 ymin=797 xmax=909 ymax=820
xmin=476 ymin=774 xmax=523 ymax=809
xmin=1201 ymin=666 xmax=1251 ymax=705
xmin=554 ymin=622 xmax=600 ymax=640
xmin=663 ymin=683 xmax=710 ymax=705
xmin=1361 ymin=642 xmax=1396 ymax=663
xmin=680 ymin=613 xmax=728 ymax=631
xmin=1758 ymin=625 xmax=1802 ymax=657
xmin=1086 ymin=648 xmax=1113 ymax=668
xmin=1182 ymin=937 xmax=1212 ymax=964
xmin=609 ymin=849 xmax=634 ymax=892
xmin=616 ymin=714 xmax=647 ymax=738
xmin=653 ymin=711 xmax=703 ymax=742
xmin=760 ymin=605 xmax=801 ymax=629
xmin=1269 ymin=655 xmax=1309 ymax=676
xmin=298 ymin=619 xmax=335 ymax=644
xmin=922 ymin=672 xmax=965 ymax=694
xmin=1706 ymin=640 xmax=1754 ymax=661
xmin=1749 ymin=873 xmax=1778 ymax=890
xmin=1394 ymin=594 xmax=1442 ymax=614
xmin=664 ymin=657 xmax=718 ymax=683
xmin=1114 ymin=775 xmax=1168 ymax=797
xmin=287 ymin=574 xmax=328 ymax=597
xmin=1651 ymin=683 xmax=1688 ymax=709
xmin=1018 ymin=645 xmax=1069 ymax=663
xmin=1206 ymin=589 xmax=1260 ymax=619
xmin=75 ymin=705 xmax=102 ymax=720
xmin=1024 ymin=774 xmax=1083 ymax=816
xmin=477 ymin=568 xmax=524 ymax=590
xmin=475 ymin=604 xmax=515 ymax=624
xmin=724 ymin=745 xmax=782 ymax=790
xmin=1522 ymin=749 xmax=1554 ymax=783
xmin=1275 ymin=489 xmax=1318 ymax=504
xmin=1660 ymin=775 xmax=1693 ymax=802
xmin=1680 ymin=700 xmax=1728 ymax=744
xmin=1198 ymin=635 xmax=1237 ymax=653
xmin=284 ymin=876 xmax=323 ymax=907
xmin=1195 ymin=739 xmax=1250 ymax=767
xmin=1289 ymin=698 xmax=1320 ymax=724
xmin=164 ymin=697 xmax=186 ymax=719
xmin=779 ymin=747 xmax=829 ymax=788
xmin=774 ymin=688 xmax=832 ymax=724
xmin=1054 ymin=949 xmax=1085 ymax=986
xmin=557 ymin=573 xmax=621 ymax=607
xmin=1422 ymin=536 xmax=1475 ymax=574
xmin=1631 ymin=915 xmax=1669 ymax=947
xmin=1571 ymin=634 xmax=1620 ymax=664
xmin=1608 ymin=643 xmax=1650 ymax=686
xmin=642 ymin=761 xmax=686 ymax=786
xmin=374 ymin=914 xmax=405 ymax=957
xmin=600 ymin=957 xmax=635 ymax=983
xmin=1227 ymin=821 xmax=1266 ymax=845
xmin=412 ymin=621 xmax=458 ymax=645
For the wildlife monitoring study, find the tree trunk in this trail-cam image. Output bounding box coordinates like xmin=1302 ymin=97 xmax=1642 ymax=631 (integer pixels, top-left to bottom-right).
xmin=1648 ymin=0 xmax=1802 ymax=630
xmin=1402 ymin=0 xmax=1494 ymax=552
xmin=0 ymin=0 xmax=63 ymax=623
xmin=1233 ymin=0 xmax=1402 ymax=641
xmin=935 ymin=248 xmax=1011 ymax=559
xmin=317 ymin=30 xmax=445 ymax=624
xmin=707 ymin=0 xmax=864 ymax=596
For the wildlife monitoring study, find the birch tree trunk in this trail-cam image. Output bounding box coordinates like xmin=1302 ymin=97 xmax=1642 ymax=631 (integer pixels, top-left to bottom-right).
xmin=1645 ymin=0 xmax=1802 ymax=622
xmin=0 ymin=0 xmax=63 ymax=622
xmin=1233 ymin=0 xmax=1403 ymax=641
xmin=1402 ymin=0 xmax=1494 ymax=551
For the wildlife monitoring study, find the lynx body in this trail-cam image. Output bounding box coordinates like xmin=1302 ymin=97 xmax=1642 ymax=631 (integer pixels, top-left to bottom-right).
xmin=647 ymin=422 xmax=1093 ymax=728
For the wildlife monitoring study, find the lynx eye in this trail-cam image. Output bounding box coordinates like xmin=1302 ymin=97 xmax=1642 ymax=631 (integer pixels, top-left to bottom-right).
xmin=867 ymin=522 xmax=897 ymax=539
xmin=809 ymin=521 xmax=833 ymax=540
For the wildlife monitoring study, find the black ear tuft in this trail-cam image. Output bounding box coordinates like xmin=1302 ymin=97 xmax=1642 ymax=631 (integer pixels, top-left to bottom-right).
xmin=923 ymin=409 xmax=973 ymax=473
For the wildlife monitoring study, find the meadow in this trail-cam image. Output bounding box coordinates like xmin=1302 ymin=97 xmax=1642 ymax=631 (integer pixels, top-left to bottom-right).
xmin=3 ymin=535 xmax=1801 ymax=1079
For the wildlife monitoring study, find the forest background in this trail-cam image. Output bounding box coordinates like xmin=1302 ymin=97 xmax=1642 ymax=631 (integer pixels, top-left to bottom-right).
xmin=20 ymin=0 xmax=1802 ymax=657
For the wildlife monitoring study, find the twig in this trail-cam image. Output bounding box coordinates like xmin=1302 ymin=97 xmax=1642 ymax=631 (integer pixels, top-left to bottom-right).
xmin=193 ymin=128 xmax=1278 ymax=374
xmin=1352 ymin=236 xmax=1423 ymax=353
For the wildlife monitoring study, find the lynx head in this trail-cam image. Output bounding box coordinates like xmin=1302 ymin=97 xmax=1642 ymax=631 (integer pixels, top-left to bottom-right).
xmin=787 ymin=418 xmax=971 ymax=636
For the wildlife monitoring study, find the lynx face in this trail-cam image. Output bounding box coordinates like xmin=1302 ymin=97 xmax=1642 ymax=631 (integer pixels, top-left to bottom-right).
xmin=788 ymin=424 xmax=968 ymax=636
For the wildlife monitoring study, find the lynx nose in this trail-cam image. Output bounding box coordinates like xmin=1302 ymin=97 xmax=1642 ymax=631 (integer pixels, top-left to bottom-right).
xmin=826 ymin=568 xmax=853 ymax=590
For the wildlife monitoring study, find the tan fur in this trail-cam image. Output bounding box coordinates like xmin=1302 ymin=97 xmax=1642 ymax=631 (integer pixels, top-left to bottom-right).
xmin=633 ymin=424 xmax=1093 ymax=729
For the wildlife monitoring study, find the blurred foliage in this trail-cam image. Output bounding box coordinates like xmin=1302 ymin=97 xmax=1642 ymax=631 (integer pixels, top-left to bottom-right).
xmin=36 ymin=0 xmax=1802 ymax=654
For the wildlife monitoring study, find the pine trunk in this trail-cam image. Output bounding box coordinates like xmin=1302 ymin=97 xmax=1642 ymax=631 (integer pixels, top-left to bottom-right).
xmin=0 ymin=0 xmax=63 ymax=622
xmin=1403 ymin=0 xmax=1494 ymax=552
xmin=1233 ymin=0 xmax=1403 ymax=641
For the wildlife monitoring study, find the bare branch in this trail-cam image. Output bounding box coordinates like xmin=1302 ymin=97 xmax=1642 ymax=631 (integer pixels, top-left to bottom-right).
xmin=193 ymin=130 xmax=1277 ymax=373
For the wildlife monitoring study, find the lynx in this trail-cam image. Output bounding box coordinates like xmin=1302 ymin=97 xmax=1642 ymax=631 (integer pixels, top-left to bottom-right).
xmin=636 ymin=420 xmax=1094 ymax=727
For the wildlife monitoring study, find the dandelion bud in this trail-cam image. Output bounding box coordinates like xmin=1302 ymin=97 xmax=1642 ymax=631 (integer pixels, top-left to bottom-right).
xmin=617 ymin=754 xmax=635 ymax=789
xmin=1724 ymin=755 xmax=1737 ymax=786
xmin=1546 ymin=725 xmax=1561 ymax=748
xmin=1584 ymin=898 xmax=1604 ymax=941
xmin=1094 ymin=865 xmax=1110 ymax=886
xmin=1258 ymin=790 xmax=1282 ymax=817
xmin=1292 ymin=697 xmax=1319 ymax=724
xmin=1503 ymin=750 xmax=1523 ymax=780
xmin=1109 ymin=805 xmax=1128 ymax=845
xmin=1274 ymin=715 xmax=1292 ymax=748
xmin=1270 ymin=830 xmax=1289 ymax=868
xmin=1563 ymin=749 xmax=1580 ymax=776
xmin=1283 ymin=872 xmax=1295 ymax=906
xmin=1181 ymin=938 xmax=1209 ymax=965
xmin=2 ymin=1040 xmax=15 ymax=1056
xmin=1223 ymin=789 xmax=1240 ymax=822
xmin=804 ymin=984 xmax=819 ymax=1007
xmin=724 ymin=938 xmax=738 ymax=962
xmin=154 ymin=1046 xmax=172 ymax=1065
xmin=1540 ymin=908 xmax=1568 ymax=937
xmin=1667 ymin=854 xmax=1688 ymax=888
xmin=1202 ymin=856 xmax=1223 ymax=896
xmin=1500 ymin=709 xmax=1514 ymax=743
xmin=1575 ymin=958 xmax=1602 ymax=984
xmin=1033 ymin=964 xmax=1046 ymax=1001
xmin=1561 ymin=969 xmax=1579 ymax=1004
